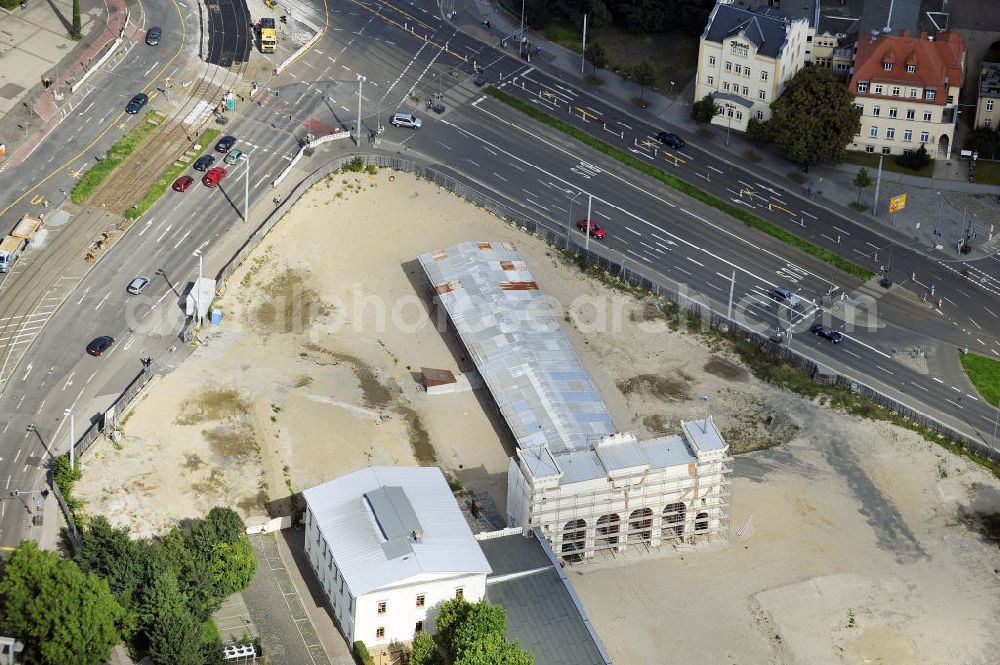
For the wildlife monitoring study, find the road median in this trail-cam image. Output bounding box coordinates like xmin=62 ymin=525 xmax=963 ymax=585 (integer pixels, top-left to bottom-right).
xmin=71 ymin=110 xmax=164 ymax=204
xmin=484 ymin=86 xmax=872 ymax=280
xmin=123 ymin=129 xmax=222 ymax=220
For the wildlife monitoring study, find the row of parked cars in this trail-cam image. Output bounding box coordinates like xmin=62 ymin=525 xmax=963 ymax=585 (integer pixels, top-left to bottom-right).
xmin=172 ymin=135 xmax=243 ymax=191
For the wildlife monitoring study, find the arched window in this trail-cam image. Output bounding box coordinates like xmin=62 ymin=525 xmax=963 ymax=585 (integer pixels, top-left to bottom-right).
xmin=561 ymin=519 xmax=586 ymax=562
xmin=595 ymin=514 xmax=620 ymax=548
xmin=662 ymin=503 xmax=686 ymax=540
xmin=628 ymin=508 xmax=653 ymax=543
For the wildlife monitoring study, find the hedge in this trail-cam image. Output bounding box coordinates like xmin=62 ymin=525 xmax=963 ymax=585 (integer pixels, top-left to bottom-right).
xmin=354 ymin=640 xmax=374 ymax=665
xmin=484 ymin=87 xmax=872 ymax=280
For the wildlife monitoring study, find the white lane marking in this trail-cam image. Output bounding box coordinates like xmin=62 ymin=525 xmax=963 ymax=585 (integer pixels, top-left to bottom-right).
xmin=969 ymin=317 xmax=981 ymax=329
xmin=156 ymin=224 xmax=173 ymax=242
xmin=984 ymin=306 xmax=998 ymax=318
xmin=966 ymin=393 xmax=979 ymax=401
xmin=75 ymin=288 xmax=90 ymax=305
xmin=909 ymin=381 xmax=928 ymax=392
xmin=932 ymin=377 xmax=944 ymax=384
xmin=945 ymin=398 xmax=964 ymax=410
xmin=686 ymin=257 xmax=704 ymax=267
xmin=62 ymin=372 xmax=75 ymax=390
xmin=493 ymin=172 xmax=508 ymax=182
xmin=950 ymin=385 xmax=961 ymax=392
xmin=173 ymin=229 xmax=192 ymax=249
xmin=875 ymin=364 xmax=893 ymax=375
xmin=622 ymin=226 xmax=641 ymax=236
xmin=95 ymin=293 xmax=110 ymax=310
xmin=708 ymin=165 xmax=723 ymax=174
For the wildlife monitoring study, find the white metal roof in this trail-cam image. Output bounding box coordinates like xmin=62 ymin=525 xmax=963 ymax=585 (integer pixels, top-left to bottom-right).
xmin=418 ymin=242 xmax=617 ymax=455
xmin=302 ymin=467 xmax=492 ymax=596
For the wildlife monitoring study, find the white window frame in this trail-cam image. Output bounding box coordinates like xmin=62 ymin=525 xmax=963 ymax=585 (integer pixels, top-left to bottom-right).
xmin=869 ymin=126 xmax=878 ymax=138
xmin=903 ymin=129 xmax=912 ymax=142
xmin=919 ymin=131 xmax=929 ymax=143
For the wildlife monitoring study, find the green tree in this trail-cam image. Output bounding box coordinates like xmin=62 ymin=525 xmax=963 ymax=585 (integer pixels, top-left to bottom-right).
xmin=410 ymin=630 xmax=441 ymax=665
xmin=435 ymin=597 xmax=472 ymax=657
xmin=451 ymin=600 xmax=508 ymax=658
xmin=896 ymin=143 xmax=931 ymax=170
xmin=631 ymin=60 xmax=657 ymax=103
xmin=760 ymin=67 xmax=861 ymax=169
xmin=0 ymin=541 xmax=123 ymax=664
xmin=453 ymin=632 xmax=533 ymax=665
xmin=72 ymin=0 xmax=82 ymax=40
xmin=210 ymin=537 xmax=257 ymax=597
xmin=584 ymin=42 xmax=607 ymax=76
xmin=852 ymin=167 xmax=872 ymax=203
xmin=691 ymin=94 xmax=718 ymax=123
xmin=966 ymin=126 xmax=1000 ymax=160
xmin=147 ymin=604 xmax=204 ymax=665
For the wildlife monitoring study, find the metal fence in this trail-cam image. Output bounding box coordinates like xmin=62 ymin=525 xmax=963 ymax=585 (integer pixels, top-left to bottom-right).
xmin=211 ymin=152 xmax=997 ymax=463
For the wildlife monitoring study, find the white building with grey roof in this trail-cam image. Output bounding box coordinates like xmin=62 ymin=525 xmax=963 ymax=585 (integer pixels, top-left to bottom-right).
xmin=302 ymin=467 xmax=492 ymax=648
xmin=418 ymin=241 xmax=732 ymax=562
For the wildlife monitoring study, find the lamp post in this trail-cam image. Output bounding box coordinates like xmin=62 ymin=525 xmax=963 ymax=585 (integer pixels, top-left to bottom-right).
xmin=193 ymin=248 xmax=204 ymax=326
xmin=567 ymin=191 xmax=583 ymax=238
xmin=355 ymin=75 xmax=366 ymax=145
xmin=64 ymin=409 xmax=75 ymax=471
xmin=584 ymin=193 xmax=593 ymax=252
xmin=519 ymin=0 xmax=526 ymax=58
xmin=244 ymin=157 xmax=249 ymax=223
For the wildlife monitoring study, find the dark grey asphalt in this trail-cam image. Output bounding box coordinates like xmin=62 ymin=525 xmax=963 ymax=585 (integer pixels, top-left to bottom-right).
xmin=205 ymin=0 xmax=253 ymax=67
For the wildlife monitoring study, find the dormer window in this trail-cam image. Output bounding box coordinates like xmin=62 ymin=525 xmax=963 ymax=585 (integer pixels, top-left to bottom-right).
xmin=883 ymin=62 xmax=893 ymax=71
xmin=925 ymin=89 xmax=936 ymax=101
xmin=891 ymin=86 xmax=901 ymax=96
xmin=857 ymin=81 xmax=868 ymax=93
xmin=906 ymin=64 xmax=915 ymax=73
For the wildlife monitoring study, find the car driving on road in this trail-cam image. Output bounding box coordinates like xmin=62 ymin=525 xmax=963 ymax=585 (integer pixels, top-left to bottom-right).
xmin=125 ymin=93 xmax=148 ymax=114
xmin=391 ymin=112 xmax=422 ymax=129
xmin=193 ymin=155 xmax=215 ymax=171
xmin=172 ymin=175 xmax=194 ymax=192
xmin=127 ymin=277 xmax=150 ymax=295
xmin=86 ymin=336 xmax=115 ymax=356
xmin=810 ymin=323 xmax=843 ymax=344
xmin=203 ymin=166 xmax=227 ymax=188
xmin=656 ymin=131 xmax=685 ymax=149
xmin=146 ymin=26 xmax=162 ymax=46
xmin=576 ymin=219 xmax=606 ymax=239
xmin=215 ymin=135 xmax=237 ymax=152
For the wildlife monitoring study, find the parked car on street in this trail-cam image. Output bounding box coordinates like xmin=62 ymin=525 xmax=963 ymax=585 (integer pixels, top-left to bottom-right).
xmin=223 ymin=148 xmax=244 ymax=165
xmin=215 ymin=135 xmax=237 ymax=152
xmin=656 ymin=131 xmax=685 ymax=149
xmin=193 ymin=155 xmax=215 ymax=171
xmin=202 ymin=166 xmax=227 ymax=187
xmin=125 ymin=93 xmax=148 ymax=114
xmin=576 ymin=219 xmax=606 ymax=239
xmin=86 ymin=336 xmax=115 ymax=356
xmin=146 ymin=26 xmax=162 ymax=46
xmin=172 ymin=175 xmax=194 ymax=192
xmin=391 ymin=112 xmax=422 ymax=129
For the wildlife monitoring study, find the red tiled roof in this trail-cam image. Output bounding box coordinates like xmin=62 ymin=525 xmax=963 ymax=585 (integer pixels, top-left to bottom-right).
xmin=849 ymin=30 xmax=967 ymax=106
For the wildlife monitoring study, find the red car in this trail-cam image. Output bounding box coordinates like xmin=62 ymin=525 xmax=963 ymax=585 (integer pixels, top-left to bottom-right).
xmin=202 ymin=166 xmax=227 ymax=188
xmin=172 ymin=175 xmax=194 ymax=192
xmin=577 ymin=219 xmax=606 ymax=240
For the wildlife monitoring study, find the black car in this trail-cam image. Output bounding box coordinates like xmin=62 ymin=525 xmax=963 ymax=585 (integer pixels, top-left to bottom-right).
xmin=86 ymin=336 xmax=115 ymax=357
xmin=193 ymin=154 xmax=216 ymax=171
xmin=125 ymin=93 xmax=148 ymax=114
xmin=656 ymin=131 xmax=685 ymax=149
xmin=146 ymin=26 xmax=162 ymax=46
xmin=215 ymin=135 xmax=237 ymax=153
xmin=810 ymin=324 xmax=843 ymax=344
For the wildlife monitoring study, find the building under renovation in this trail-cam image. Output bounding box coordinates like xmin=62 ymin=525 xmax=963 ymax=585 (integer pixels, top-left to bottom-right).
xmin=418 ymin=241 xmax=733 ymax=562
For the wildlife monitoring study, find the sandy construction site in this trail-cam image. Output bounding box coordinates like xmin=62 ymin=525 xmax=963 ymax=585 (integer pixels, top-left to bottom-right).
xmin=76 ymin=170 xmax=1000 ymax=664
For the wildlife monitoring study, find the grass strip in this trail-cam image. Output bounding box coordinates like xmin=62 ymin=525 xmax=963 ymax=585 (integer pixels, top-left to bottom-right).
xmin=559 ymin=250 xmax=998 ymax=477
xmin=123 ymin=128 xmax=221 ymax=219
xmin=485 ymin=87 xmax=873 ymax=280
xmin=71 ymin=110 xmax=164 ymax=204
xmin=959 ymin=351 xmax=1000 ymax=406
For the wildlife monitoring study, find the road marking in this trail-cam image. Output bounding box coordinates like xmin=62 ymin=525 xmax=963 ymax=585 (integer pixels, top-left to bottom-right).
xmin=138 ymin=218 xmax=154 ymax=236
xmin=844 ymin=348 xmax=862 ymax=359
xmin=21 ymin=363 xmax=31 ymax=382
xmin=832 ymin=226 xmax=851 ymax=236
xmin=173 ymin=229 xmax=192 ymax=248
xmin=983 ymin=306 xmax=998 ymax=318
xmin=909 ymin=381 xmax=928 ymax=392
xmin=435 ymin=140 xmax=452 ymax=151
xmin=623 ymin=226 xmax=641 ymax=236
xmin=932 ymin=377 xmax=944 ymax=384
xmin=945 ymin=398 xmax=964 ymax=410
xmin=63 ymin=372 xmax=75 ymax=390
xmin=969 ymin=317 xmax=981 ymax=329
xmin=75 ymin=288 xmax=90 ymax=305
xmin=156 ymin=224 xmax=173 ymax=242
xmin=493 ymin=172 xmax=508 ymax=182
xmin=686 ymin=256 xmax=704 ymax=267
xmin=875 ymin=364 xmax=893 ymax=375
xmin=463 ymin=158 xmax=480 ymax=167
xmin=967 ymin=393 xmax=979 ymax=401
xmin=95 ymin=293 xmax=109 ymax=310
xmin=950 ymin=385 xmax=961 ymax=392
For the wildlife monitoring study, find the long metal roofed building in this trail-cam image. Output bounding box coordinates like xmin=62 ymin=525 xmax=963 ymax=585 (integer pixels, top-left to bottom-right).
xmin=419 ymin=241 xmax=733 ymax=562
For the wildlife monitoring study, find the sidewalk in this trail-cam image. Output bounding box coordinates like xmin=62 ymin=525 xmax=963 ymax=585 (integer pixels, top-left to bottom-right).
xmin=450 ymin=1 xmax=999 ymax=259
xmin=0 ymin=0 xmax=131 ymax=171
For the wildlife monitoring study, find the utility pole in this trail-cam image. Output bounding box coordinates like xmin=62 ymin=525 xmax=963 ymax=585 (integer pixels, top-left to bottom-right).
xmin=726 ymin=269 xmax=736 ymax=320
xmin=193 ymin=248 xmax=204 ymax=326
xmin=65 ymin=409 xmax=75 ymax=471
xmin=568 ymin=191 xmax=583 ymax=237
xmin=519 ymin=0 xmax=526 ymax=58
xmin=355 ymin=75 xmax=366 ymax=145
xmin=580 ymin=14 xmax=587 ymax=75
xmin=872 ymin=153 xmax=884 ymax=215
xmin=584 ymin=193 xmax=592 ymax=252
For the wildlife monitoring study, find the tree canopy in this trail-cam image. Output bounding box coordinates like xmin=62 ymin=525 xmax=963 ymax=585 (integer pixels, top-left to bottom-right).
xmin=430 ymin=598 xmax=532 ymax=665
xmin=523 ymin=0 xmax=713 ymax=37
xmin=584 ymin=42 xmax=608 ymax=75
xmin=632 ymin=60 xmax=657 ymax=102
xmin=691 ymin=94 xmax=718 ymax=123
xmin=0 ymin=541 xmax=124 ymax=664
xmin=757 ymin=67 xmax=861 ymax=169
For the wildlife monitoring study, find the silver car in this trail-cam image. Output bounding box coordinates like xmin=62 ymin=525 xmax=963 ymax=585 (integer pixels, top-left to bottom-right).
xmin=127 ymin=276 xmax=150 ymax=295
xmin=391 ymin=112 xmax=422 ymax=129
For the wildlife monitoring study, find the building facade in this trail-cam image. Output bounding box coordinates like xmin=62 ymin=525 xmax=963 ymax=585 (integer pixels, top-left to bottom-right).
xmin=419 ymin=242 xmax=733 ymax=564
xmin=848 ymin=30 xmax=967 ymax=158
xmin=507 ymin=421 xmax=732 ymax=562
xmin=696 ymin=1 xmax=811 ymax=131
xmin=303 ymin=467 xmax=491 ymax=648
xmin=974 ymin=62 xmax=1000 ymax=129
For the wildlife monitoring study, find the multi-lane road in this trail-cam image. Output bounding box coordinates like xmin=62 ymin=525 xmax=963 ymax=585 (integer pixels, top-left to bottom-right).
xmin=0 ymin=0 xmax=998 ymax=547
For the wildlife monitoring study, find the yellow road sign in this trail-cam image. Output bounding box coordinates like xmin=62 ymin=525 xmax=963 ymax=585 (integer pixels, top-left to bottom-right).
xmin=889 ymin=193 xmax=907 ymax=214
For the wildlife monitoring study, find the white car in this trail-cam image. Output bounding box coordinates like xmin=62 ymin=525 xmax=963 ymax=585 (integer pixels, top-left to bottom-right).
xmin=391 ymin=112 xmax=422 ymax=129
xmin=127 ymin=276 xmax=150 ymax=295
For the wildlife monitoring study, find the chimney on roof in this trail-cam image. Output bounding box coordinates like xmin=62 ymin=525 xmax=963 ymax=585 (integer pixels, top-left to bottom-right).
xmin=870 ymin=28 xmax=880 ymax=44
xmin=411 ymin=529 xmax=423 ymax=541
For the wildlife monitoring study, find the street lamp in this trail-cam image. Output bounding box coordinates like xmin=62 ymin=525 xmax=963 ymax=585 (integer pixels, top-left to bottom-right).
xmin=355 ymin=75 xmax=366 ymax=145
xmin=192 ymin=248 xmax=204 ymax=326
xmin=244 ymin=156 xmax=250 ymax=224
xmin=519 ymin=0 xmax=526 ymax=58
xmin=64 ymin=409 xmax=75 ymax=471
xmin=567 ymin=191 xmax=583 ymax=237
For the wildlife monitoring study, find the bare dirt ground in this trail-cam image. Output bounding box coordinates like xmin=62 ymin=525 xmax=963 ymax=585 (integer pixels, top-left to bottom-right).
xmin=75 ymin=171 xmax=1000 ymax=663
